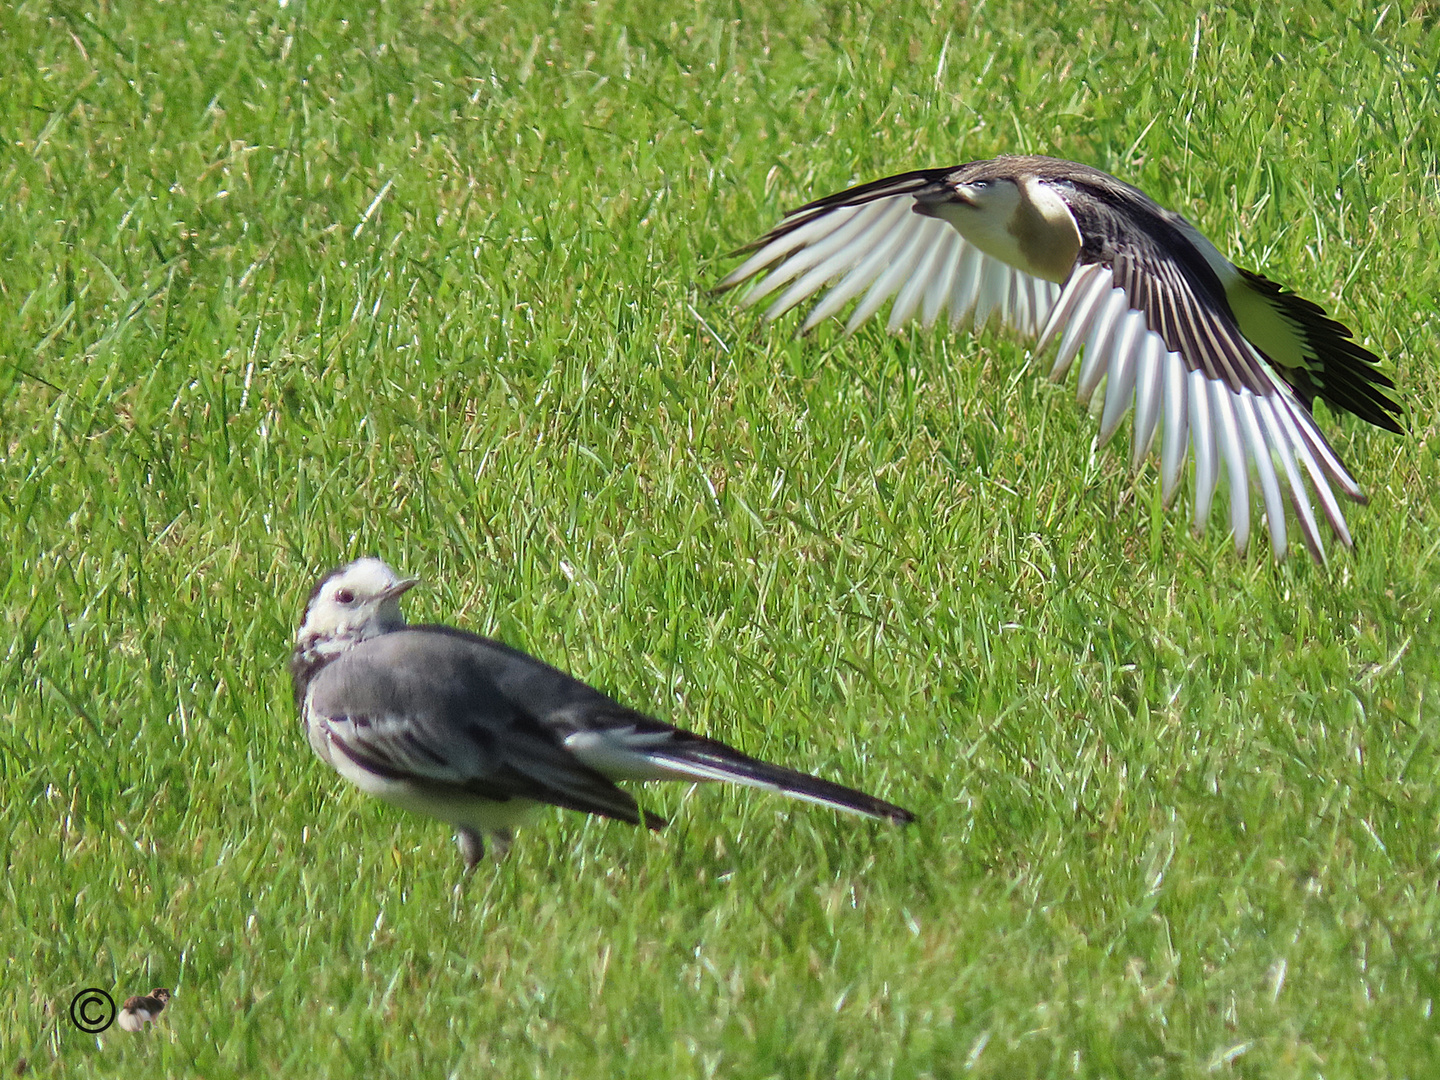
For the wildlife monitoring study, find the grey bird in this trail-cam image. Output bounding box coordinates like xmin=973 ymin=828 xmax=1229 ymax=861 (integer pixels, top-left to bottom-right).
xmin=717 ymin=155 xmax=1402 ymax=562
xmin=116 ymin=988 xmax=170 ymax=1032
xmin=291 ymin=558 xmax=915 ymax=870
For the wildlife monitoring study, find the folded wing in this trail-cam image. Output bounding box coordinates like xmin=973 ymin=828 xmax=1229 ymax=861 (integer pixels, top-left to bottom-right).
xmin=309 ymin=636 xmax=657 ymax=828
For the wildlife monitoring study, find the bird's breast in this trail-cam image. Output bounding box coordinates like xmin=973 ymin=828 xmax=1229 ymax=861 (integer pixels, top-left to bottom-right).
xmin=1007 ymin=179 xmax=1084 ymax=283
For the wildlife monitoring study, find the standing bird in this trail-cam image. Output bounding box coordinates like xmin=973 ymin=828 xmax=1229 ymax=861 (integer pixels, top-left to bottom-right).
xmin=716 ymin=156 xmax=1402 ymax=562
xmin=291 ymin=558 xmax=914 ymax=871
xmin=116 ymin=988 xmax=170 ymax=1032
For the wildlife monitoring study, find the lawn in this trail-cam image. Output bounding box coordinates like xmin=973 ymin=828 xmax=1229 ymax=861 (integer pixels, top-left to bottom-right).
xmin=4 ymin=0 xmax=1439 ymax=1076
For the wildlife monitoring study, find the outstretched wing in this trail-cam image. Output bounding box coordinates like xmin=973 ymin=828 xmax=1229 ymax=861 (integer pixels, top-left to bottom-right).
xmin=719 ymin=167 xmax=1397 ymax=561
xmin=716 ymin=168 xmax=1062 ymax=337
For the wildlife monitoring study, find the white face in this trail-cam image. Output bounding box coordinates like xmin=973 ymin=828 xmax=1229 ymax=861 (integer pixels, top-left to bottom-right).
xmin=931 ymin=175 xmax=1079 ymax=283
xmin=297 ymin=557 xmax=417 ymax=647
xmin=937 ymin=177 xmax=1025 ymax=258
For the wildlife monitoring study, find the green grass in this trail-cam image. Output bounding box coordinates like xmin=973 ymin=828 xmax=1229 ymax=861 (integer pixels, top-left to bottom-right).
xmin=4 ymin=0 xmax=1440 ymax=1075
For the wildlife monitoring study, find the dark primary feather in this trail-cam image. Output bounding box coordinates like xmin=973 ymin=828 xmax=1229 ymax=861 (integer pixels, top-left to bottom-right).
xmin=1233 ymin=267 xmax=1403 ymax=432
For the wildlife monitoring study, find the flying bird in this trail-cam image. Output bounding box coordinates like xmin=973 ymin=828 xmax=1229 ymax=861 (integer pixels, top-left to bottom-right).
xmin=716 ymin=155 xmax=1402 ymax=561
xmin=291 ymin=558 xmax=915 ymax=871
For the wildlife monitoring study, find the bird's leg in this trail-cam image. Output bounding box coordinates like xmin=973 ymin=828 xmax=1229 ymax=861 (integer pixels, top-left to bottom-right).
xmin=455 ymin=828 xmax=485 ymax=873
xmin=489 ymin=828 xmax=514 ymax=860
xmin=455 ymin=827 xmax=514 ymax=873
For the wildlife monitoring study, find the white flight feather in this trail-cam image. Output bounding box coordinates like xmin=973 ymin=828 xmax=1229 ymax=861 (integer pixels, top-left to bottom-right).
xmin=1076 ymin=288 xmax=1128 ymax=404
xmin=1098 ymin=310 xmax=1146 ymax=446
xmin=1130 ymin=333 xmax=1165 ymax=471
xmin=1208 ymin=379 xmax=1252 ymax=552
xmin=1160 ymin=350 xmax=1190 ymax=505
xmin=725 ymin=179 xmax=1376 ymax=559
xmin=1235 ymin=389 xmax=1288 ymax=558
xmin=1188 ymin=368 xmax=1219 ymax=531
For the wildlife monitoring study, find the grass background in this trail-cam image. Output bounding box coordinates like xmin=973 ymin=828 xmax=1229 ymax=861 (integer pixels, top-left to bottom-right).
xmin=4 ymin=0 xmax=1439 ymax=1075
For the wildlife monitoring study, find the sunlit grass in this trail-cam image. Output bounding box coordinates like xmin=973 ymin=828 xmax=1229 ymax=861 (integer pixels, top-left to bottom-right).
xmin=4 ymin=1 xmax=1439 ymax=1075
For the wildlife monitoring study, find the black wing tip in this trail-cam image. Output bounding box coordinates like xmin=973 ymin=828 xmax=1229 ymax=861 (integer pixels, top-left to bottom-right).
xmin=1367 ymin=408 xmax=1406 ymax=436
xmin=1240 ymin=265 xmax=1406 ymax=430
xmin=1309 ymin=379 xmax=1406 ymax=433
xmin=710 ymin=265 xmax=758 ymax=296
xmin=786 ymin=165 xmax=960 ymax=216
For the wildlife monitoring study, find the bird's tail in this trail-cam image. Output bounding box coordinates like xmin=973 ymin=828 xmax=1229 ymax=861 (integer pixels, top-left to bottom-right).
xmin=647 ymin=736 xmax=916 ymax=825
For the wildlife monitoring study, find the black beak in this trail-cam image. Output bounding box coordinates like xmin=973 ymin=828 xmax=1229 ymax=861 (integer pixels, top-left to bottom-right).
xmin=380 ymin=578 xmax=419 ymax=601
xmin=913 ymin=182 xmax=972 ymax=218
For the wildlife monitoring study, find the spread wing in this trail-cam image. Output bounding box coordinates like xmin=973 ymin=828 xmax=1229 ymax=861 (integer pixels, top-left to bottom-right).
xmin=718 ymin=168 xmax=1398 ymax=561
xmin=716 ymin=168 xmax=1062 ymax=337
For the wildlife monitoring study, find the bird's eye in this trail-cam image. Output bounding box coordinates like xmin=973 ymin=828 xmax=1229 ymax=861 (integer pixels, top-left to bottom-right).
xmin=334 ymin=588 xmax=356 ymax=605
xmin=972 ymin=180 xmax=990 ymax=189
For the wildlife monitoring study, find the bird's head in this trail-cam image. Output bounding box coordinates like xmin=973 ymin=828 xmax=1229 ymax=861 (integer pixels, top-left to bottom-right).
xmin=950 ymin=176 xmax=1022 ymax=213
xmin=296 ymin=557 xmax=417 ymax=654
xmin=916 ymin=169 xmax=1078 ymax=284
xmin=915 ymin=175 xmax=1025 ymax=257
xmin=917 ymin=174 xmax=1023 ymax=227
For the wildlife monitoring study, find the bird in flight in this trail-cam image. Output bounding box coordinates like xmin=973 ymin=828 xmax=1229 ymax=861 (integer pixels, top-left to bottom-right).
xmin=716 ymin=156 xmax=1402 ymax=562
xmin=291 ymin=558 xmax=915 ymax=871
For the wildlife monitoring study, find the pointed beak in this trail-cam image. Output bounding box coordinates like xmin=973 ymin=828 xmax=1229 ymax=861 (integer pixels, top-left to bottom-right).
xmin=913 ymin=182 xmax=975 ymax=220
xmin=380 ymin=577 xmax=419 ymax=601
xmin=948 ymin=185 xmax=979 ymax=208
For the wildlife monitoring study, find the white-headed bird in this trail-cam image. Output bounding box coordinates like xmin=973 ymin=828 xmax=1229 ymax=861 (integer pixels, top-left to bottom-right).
xmin=717 ymin=156 xmax=1403 ymax=562
xmin=292 ymin=558 xmax=915 ymax=871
